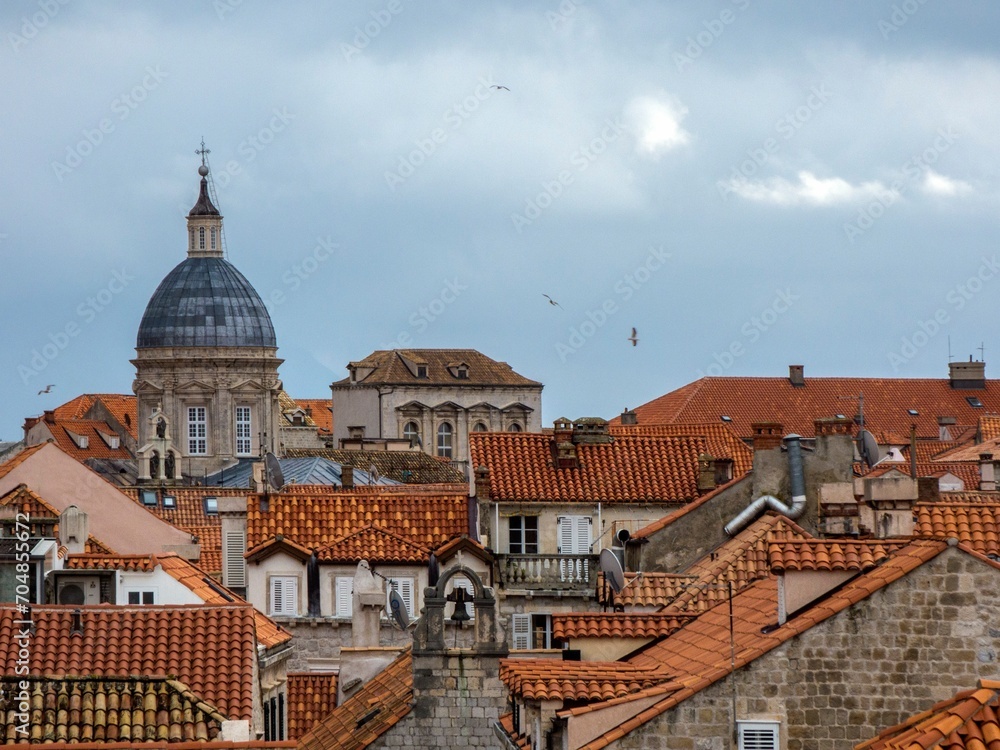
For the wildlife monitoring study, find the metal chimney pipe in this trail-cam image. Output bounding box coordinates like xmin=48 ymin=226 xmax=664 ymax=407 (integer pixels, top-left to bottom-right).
xmin=724 ymin=434 xmax=807 ymax=536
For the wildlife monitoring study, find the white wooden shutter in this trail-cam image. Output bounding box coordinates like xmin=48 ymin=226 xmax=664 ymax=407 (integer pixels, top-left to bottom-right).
xmin=511 ymin=614 xmax=530 ymax=650
xmin=558 ymin=516 xmax=592 ymax=582
xmin=270 ymin=576 xmax=297 ymax=616
xmin=386 ymin=578 xmax=415 ymax=618
xmin=335 ymin=577 xmax=353 ymax=617
xmin=223 ymin=530 xmax=246 ymax=588
xmin=738 ymin=722 xmax=779 ymax=750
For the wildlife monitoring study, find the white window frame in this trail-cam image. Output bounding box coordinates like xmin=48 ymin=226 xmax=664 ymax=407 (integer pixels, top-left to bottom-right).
xmin=436 ymin=422 xmax=453 ymax=458
xmin=403 ymin=421 xmax=420 ymax=447
xmin=270 ymin=575 xmax=299 ymax=617
xmin=384 ymin=577 xmax=415 ymax=620
xmin=738 ymin=721 xmax=779 ymax=750
xmin=187 ymin=406 xmax=207 ymax=455
xmin=126 ymin=590 xmax=156 ymax=605
xmin=335 ymin=577 xmax=353 ymax=618
xmin=235 ymin=406 xmax=252 ymax=456
xmin=558 ymin=515 xmax=592 ymax=583
xmin=508 ymin=515 xmax=539 ymax=555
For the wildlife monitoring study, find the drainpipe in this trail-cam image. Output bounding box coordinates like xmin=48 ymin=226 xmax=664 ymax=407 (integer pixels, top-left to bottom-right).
xmin=724 ymin=434 xmax=807 ymax=536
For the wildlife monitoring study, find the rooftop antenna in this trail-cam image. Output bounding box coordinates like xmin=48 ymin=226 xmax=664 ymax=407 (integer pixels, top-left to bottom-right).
xmin=979 ymin=343 xmax=986 ymax=362
xmin=948 ymin=335 xmax=953 ymax=363
xmin=196 ymin=137 xmax=229 ymax=259
xmin=264 ymin=452 xmax=285 ymax=492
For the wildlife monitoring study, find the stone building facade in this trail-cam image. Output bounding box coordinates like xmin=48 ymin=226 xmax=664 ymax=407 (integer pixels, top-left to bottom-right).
xmin=132 ymin=163 xmax=282 ymax=479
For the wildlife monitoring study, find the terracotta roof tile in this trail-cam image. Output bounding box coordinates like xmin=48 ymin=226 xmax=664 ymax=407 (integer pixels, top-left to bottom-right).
xmin=331 ymin=349 xmax=541 ymax=388
xmin=0 ymin=485 xmax=118 ymax=556
xmin=930 ymin=437 xmax=1000 ymax=463
xmin=596 ymin=572 xmax=699 ymax=609
xmin=608 ymin=423 xmax=753 ymax=477
xmin=65 ymin=554 xmax=157 ymax=572
xmin=282 ymin=449 xmax=465 ymax=484
xmin=470 ymin=432 xmax=707 ymax=502
xmin=317 ymin=526 xmax=430 ymax=564
xmin=861 ymin=461 xmax=980 ymax=488
xmin=286 ymin=673 xmax=337 ymax=741
xmin=981 ymin=417 xmax=1000 ymax=442
xmin=0 ymin=675 xmax=228 ymax=744
xmin=289 ymin=399 xmax=333 ymax=436
xmin=0 ymin=604 xmax=258 ymax=721
xmin=500 ymin=660 xmax=674 ymax=702
xmin=246 ymin=486 xmax=468 ymax=554
xmin=551 ymin=612 xmax=696 ymax=640
xmin=618 ymin=375 xmax=1000 ymax=441
xmin=768 ymin=539 xmax=909 ymax=573
xmin=915 ymin=499 xmax=1000 ymax=556
xmin=297 ymin=648 xmax=412 ymax=750
xmin=857 ymin=680 xmax=1000 ymax=750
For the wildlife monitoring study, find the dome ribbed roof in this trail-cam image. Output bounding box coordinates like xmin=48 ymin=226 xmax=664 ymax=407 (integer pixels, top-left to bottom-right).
xmin=137 ymin=257 xmax=276 ymax=349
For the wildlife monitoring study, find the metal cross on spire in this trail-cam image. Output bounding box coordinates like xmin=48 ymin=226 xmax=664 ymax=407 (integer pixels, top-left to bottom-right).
xmin=196 ymin=137 xmax=211 ymax=167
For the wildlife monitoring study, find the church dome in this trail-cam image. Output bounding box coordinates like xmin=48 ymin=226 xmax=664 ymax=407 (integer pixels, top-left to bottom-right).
xmin=136 ymin=256 xmax=276 ymax=349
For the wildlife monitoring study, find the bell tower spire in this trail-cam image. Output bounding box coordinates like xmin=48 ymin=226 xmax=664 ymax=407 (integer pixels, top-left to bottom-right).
xmin=186 ymin=139 xmax=224 ymax=258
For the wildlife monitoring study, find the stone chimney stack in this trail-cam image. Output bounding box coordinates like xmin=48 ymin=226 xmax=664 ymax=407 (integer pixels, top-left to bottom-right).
xmin=620 ymin=408 xmax=638 ymax=426
xmin=553 ymin=418 xmax=578 ymax=469
xmin=697 ymin=454 xmax=717 ymax=492
xmin=474 ymin=466 xmax=491 ymax=500
xmin=789 ymin=364 xmax=805 ymax=387
xmin=351 ymin=561 xmax=385 ymax=648
xmin=59 ymin=506 xmax=88 ymax=555
xmin=980 ymin=453 xmax=996 ymax=491
xmin=752 ymin=422 xmax=784 ymax=451
xmin=342 ymin=465 xmax=354 ymax=490
xmin=949 ymin=358 xmax=986 ymax=390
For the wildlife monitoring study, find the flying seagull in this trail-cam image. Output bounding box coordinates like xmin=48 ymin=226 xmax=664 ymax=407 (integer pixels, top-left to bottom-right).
xmin=543 ymin=294 xmax=563 ymax=309
xmin=491 ymin=85 xmax=510 ymax=91
xmin=37 ymin=384 xmax=55 ymax=395
xmin=627 ymin=328 xmax=639 ymax=346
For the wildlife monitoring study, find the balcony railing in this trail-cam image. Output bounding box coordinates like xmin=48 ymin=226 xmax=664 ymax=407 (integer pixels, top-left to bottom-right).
xmin=497 ymin=554 xmax=598 ymax=590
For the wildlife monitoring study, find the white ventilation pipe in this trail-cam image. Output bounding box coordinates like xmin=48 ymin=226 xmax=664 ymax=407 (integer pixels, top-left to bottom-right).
xmin=724 ymin=434 xmax=806 ymax=536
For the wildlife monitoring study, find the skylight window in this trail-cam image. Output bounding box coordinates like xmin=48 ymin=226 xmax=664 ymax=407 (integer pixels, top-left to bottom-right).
xmin=162 ymin=495 xmax=176 ymax=509
xmin=140 ymin=490 xmax=157 ymax=507
xmin=907 ymin=409 xmax=919 ymax=416
xmin=835 ymin=414 xmax=846 ymax=420
xmin=204 ymin=496 xmax=218 ymax=515
xmin=720 ymin=415 xmax=732 ymax=422
xmin=967 ymin=397 xmax=984 ymax=408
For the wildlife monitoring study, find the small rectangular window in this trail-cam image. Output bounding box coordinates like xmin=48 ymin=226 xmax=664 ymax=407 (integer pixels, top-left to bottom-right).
xmin=162 ymin=495 xmax=176 ymax=509
xmin=385 ymin=577 xmax=414 ymax=619
xmin=140 ymin=490 xmax=157 ymax=507
xmin=188 ymin=407 xmax=207 ymax=455
xmin=335 ymin=577 xmax=353 ymax=617
xmin=204 ymin=496 xmax=218 ymax=515
xmin=270 ymin=576 xmax=298 ymax=617
xmin=127 ymin=591 xmax=155 ymax=605
xmin=416 ymin=365 xmax=428 ymax=378
xmin=509 ymin=516 xmax=538 ymax=554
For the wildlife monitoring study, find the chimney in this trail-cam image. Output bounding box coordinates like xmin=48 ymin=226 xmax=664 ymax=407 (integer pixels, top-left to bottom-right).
xmin=553 ymin=417 xmax=573 ymax=443
xmin=43 ymin=410 xmax=55 ymax=424
xmin=917 ymin=476 xmax=940 ymax=502
xmin=788 ymin=365 xmax=805 ymax=387
xmin=980 ymin=453 xmax=996 ymax=491
xmin=620 ymin=408 xmax=638 ymax=426
xmin=59 ymin=506 xmax=88 ymax=555
xmin=949 ymin=358 xmax=986 ymax=389
xmin=474 ymin=465 xmax=491 ymax=500
xmin=342 ymin=465 xmax=354 ymax=490
xmin=571 ymin=418 xmax=613 ymax=444
xmin=751 ymin=422 xmax=784 ymax=451
xmin=697 ymin=454 xmax=716 ymax=492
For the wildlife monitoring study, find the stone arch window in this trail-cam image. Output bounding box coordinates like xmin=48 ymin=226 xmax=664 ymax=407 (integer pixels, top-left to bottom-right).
xmin=437 ymin=422 xmax=453 ymax=458
xmin=508 ymin=423 xmax=522 ymax=432
xmin=210 ymin=227 xmax=217 ymax=250
xmin=199 ymin=227 xmax=206 ymax=250
xmin=403 ymin=421 xmax=420 ymax=447
xmin=473 ymin=422 xmax=488 ymax=432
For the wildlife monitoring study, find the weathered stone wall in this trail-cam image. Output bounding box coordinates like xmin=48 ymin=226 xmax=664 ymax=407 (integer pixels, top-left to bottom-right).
xmin=370 ymin=652 xmax=509 ymax=749
xmin=613 ymin=546 xmax=1000 ymax=750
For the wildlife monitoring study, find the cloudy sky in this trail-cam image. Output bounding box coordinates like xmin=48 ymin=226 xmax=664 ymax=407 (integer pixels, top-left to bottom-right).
xmin=2 ymin=1 xmax=998 ymax=441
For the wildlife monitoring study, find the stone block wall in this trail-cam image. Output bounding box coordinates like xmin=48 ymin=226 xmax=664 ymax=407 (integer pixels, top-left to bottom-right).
xmin=614 ymin=546 xmax=1000 ymax=750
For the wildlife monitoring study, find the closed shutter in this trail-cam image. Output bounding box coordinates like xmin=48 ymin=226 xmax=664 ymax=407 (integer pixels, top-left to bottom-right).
xmin=270 ymin=576 xmax=298 ymax=617
xmin=386 ymin=578 xmax=415 ymax=618
xmin=558 ymin=516 xmax=592 ymax=582
xmin=223 ymin=530 xmax=246 ymax=588
xmin=335 ymin=577 xmax=353 ymax=617
xmin=511 ymin=614 xmax=531 ymax=650
xmin=738 ymin=722 xmax=779 ymax=750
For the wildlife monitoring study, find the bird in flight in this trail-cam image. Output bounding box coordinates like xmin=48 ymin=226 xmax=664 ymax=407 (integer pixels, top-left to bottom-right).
xmin=38 ymin=384 xmax=55 ymax=395
xmin=543 ymin=294 xmax=563 ymax=309
xmin=627 ymin=328 xmax=639 ymax=346
xmin=491 ymin=85 xmax=510 ymax=91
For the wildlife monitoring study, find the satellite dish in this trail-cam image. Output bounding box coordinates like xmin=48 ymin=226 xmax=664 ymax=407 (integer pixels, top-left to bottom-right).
xmin=856 ymin=430 xmax=881 ymax=469
xmin=388 ymin=589 xmax=409 ymax=629
xmin=369 ymin=464 xmax=379 ymax=485
xmin=264 ymin=453 xmax=285 ymax=491
xmin=599 ymin=548 xmax=625 ymax=594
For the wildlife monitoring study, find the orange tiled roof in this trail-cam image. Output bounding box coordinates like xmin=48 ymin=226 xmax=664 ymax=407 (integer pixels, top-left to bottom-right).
xmin=498 ymin=713 xmax=531 ymax=750
xmin=981 ymin=416 xmax=1000 ymax=442
xmin=618 ymin=374 xmax=1000 ymax=441
xmin=608 ymin=422 xmax=753 ymax=477
xmin=290 ymin=399 xmax=333 ymax=436
xmin=931 ymin=436 xmax=1000 ymax=463
xmin=331 ymin=349 xmax=541 ymax=388
xmin=910 ymin=440 xmax=967 ymax=462
xmin=0 ymin=605 xmax=257 ymax=722
xmin=65 ymin=554 xmax=157 ymax=572
xmin=860 ymin=461 xmax=981 ymax=489
xmin=36 ymin=417 xmax=132 ymax=461
xmin=0 ymin=675 xmax=227 ymax=744
xmin=565 ymin=540 xmax=947 ymax=750
xmin=500 ymin=660 xmax=675 ymax=702
xmin=246 ymin=486 xmax=468 ymax=553
xmin=768 ymin=539 xmax=909 ymax=573
xmin=856 ymin=679 xmax=1000 ymax=750
xmin=286 ymin=673 xmax=337 ymax=741
xmin=551 ymin=612 xmax=696 ymax=640
xmin=298 ymin=648 xmax=413 ymax=750
xmin=597 ymin=573 xmax=699 ymax=609
xmin=915 ymin=499 xmax=1000 ymax=557
xmin=0 ymin=485 xmax=117 ymax=556
xmin=469 ymin=432 xmax=707 ymax=502
xmin=317 ymin=526 xmax=430 ymax=564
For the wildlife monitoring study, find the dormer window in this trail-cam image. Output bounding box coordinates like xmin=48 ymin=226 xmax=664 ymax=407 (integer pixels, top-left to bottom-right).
xmin=416 ymin=365 xmax=428 ymax=379
xmin=66 ymin=430 xmax=89 ymax=450
xmin=456 ymin=366 xmax=468 ymax=379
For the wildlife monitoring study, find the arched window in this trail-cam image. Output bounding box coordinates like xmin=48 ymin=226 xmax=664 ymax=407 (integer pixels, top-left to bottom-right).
xmin=508 ymin=423 xmax=522 ymax=432
xmin=199 ymin=227 xmax=206 ymax=249
xmin=403 ymin=421 xmax=420 ymax=447
xmin=473 ymin=422 xmax=488 ymax=432
xmin=189 ymin=228 xmax=195 ymax=250
xmin=210 ymin=227 xmax=216 ymax=249
xmin=437 ymin=422 xmax=453 ymax=458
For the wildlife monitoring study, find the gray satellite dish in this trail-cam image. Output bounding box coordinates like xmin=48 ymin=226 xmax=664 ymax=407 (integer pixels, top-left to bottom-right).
xmin=599 ymin=548 xmax=626 ymax=594
xmin=388 ymin=588 xmax=409 ymax=629
xmin=856 ymin=430 xmax=881 ymax=469
xmin=264 ymin=452 xmax=285 ymax=491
